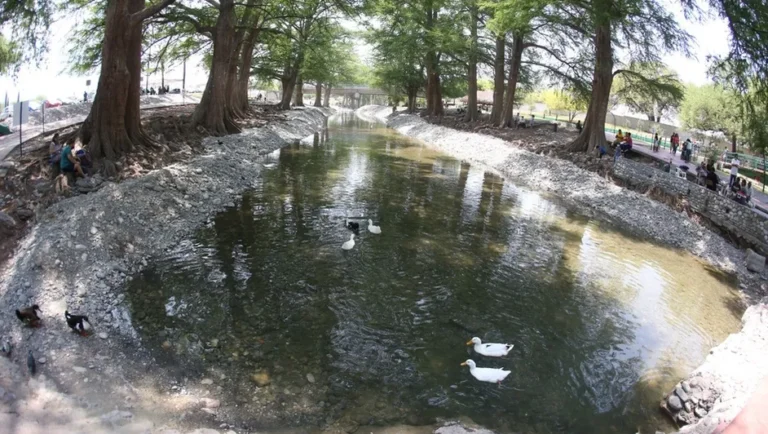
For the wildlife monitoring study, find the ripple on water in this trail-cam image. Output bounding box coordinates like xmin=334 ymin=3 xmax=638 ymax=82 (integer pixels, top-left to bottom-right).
xmin=127 ymin=115 xmax=743 ymax=434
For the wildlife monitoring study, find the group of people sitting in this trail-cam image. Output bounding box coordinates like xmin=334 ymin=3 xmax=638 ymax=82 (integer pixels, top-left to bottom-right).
xmin=48 ymin=133 xmax=89 ymax=180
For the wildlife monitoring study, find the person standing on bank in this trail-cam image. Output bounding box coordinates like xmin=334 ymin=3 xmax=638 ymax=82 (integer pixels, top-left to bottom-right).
xmin=729 ymin=154 xmax=741 ymax=187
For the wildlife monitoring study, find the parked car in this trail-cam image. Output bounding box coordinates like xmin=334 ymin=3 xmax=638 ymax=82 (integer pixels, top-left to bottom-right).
xmin=0 ymin=106 xmax=12 ymax=121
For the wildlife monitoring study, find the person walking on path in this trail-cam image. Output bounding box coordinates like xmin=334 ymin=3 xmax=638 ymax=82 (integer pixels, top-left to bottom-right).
xmin=729 ymin=154 xmax=741 ymax=187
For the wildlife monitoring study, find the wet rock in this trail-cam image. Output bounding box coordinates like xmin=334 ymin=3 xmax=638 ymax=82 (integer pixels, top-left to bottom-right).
xmin=200 ymin=398 xmax=220 ymax=408
xmin=746 ymin=248 xmax=765 ymax=273
xmin=682 ymin=381 xmax=691 ymax=393
xmin=0 ymin=211 xmax=16 ymax=229
xmin=306 ymin=373 xmax=315 ymax=384
xmin=434 ymin=421 xmax=496 ymax=434
xmin=251 ymin=371 xmax=271 ymax=387
xmin=675 ymin=386 xmax=689 ymax=402
xmin=667 ymin=395 xmax=683 ymax=411
xmin=100 ymin=410 xmax=133 ymax=426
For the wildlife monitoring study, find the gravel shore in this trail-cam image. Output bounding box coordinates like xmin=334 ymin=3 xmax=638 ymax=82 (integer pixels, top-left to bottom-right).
xmin=0 ymin=107 xmax=330 ymax=433
xmin=357 ymin=105 xmax=768 ymax=434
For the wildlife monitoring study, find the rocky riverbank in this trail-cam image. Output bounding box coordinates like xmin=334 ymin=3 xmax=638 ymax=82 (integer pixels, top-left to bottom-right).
xmin=357 ymin=105 xmax=768 ymax=434
xmin=0 ymin=107 xmax=332 ymax=433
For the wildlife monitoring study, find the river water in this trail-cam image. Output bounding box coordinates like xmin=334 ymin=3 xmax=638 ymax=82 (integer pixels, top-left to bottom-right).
xmin=127 ymin=113 xmax=743 ymax=433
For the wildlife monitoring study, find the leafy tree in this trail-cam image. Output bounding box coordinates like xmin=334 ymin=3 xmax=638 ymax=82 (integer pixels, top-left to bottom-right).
xmin=560 ymin=0 xmax=691 ymax=153
xmin=542 ymin=88 xmax=587 ymax=121
xmin=0 ymin=36 xmax=19 ymax=74
xmin=477 ymin=78 xmax=494 ymax=91
xmin=611 ymin=62 xmax=683 ymax=122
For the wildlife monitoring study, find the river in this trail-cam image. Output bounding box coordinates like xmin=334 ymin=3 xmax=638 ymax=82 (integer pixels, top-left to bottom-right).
xmin=127 ymin=112 xmax=743 ymax=433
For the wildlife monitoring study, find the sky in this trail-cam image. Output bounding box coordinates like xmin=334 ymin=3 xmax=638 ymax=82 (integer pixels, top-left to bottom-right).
xmin=0 ymin=4 xmax=732 ymax=104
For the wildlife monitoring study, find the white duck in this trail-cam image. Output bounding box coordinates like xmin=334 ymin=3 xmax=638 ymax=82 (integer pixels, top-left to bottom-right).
xmin=461 ymin=359 xmax=511 ymax=384
xmin=467 ymin=337 xmax=514 ymax=357
xmin=367 ymin=219 xmax=382 ymax=234
xmin=341 ymin=234 xmax=356 ymax=250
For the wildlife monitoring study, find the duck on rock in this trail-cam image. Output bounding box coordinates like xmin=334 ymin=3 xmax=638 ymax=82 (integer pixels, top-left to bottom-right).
xmin=15 ymin=305 xmax=42 ymax=327
xmin=65 ymin=311 xmax=93 ymax=336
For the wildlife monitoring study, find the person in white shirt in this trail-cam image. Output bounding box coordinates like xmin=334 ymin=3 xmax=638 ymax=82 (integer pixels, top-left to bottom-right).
xmin=730 ymin=154 xmax=741 ymax=187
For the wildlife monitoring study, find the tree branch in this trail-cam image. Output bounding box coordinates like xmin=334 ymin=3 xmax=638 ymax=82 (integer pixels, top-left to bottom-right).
xmin=132 ymin=0 xmax=176 ymax=24
xmin=204 ymin=0 xmax=221 ymax=9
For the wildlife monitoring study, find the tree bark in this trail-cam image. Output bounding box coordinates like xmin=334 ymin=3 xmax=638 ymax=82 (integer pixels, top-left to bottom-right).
xmin=490 ymin=35 xmax=505 ymax=125
xmin=235 ymin=28 xmax=259 ymax=114
xmin=323 ymin=83 xmax=331 ymax=107
xmin=568 ymin=22 xmax=613 ymax=152
xmin=463 ymin=1 xmax=478 ymax=122
xmin=314 ymin=83 xmax=322 ymax=107
xmin=499 ymin=34 xmax=525 ymax=128
xmin=191 ymin=0 xmax=240 ymax=135
xmin=294 ymin=77 xmax=304 ymax=106
xmin=407 ymin=89 xmax=417 ymax=113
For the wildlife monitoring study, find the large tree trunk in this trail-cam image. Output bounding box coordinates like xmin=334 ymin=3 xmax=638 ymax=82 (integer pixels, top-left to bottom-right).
xmin=426 ymin=52 xmax=436 ymax=115
xmin=294 ymin=77 xmax=304 ymax=106
xmin=323 ymin=83 xmax=331 ymax=107
xmin=499 ymin=34 xmax=525 ymax=128
xmin=314 ymin=83 xmax=322 ymax=107
xmin=568 ymin=22 xmax=613 ymax=152
xmin=463 ymin=2 xmax=478 ymax=122
xmin=407 ymin=89 xmax=417 ymax=113
xmin=81 ymin=0 xmax=135 ymax=160
xmin=490 ymin=35 xmax=505 ymax=125
xmin=235 ymin=28 xmax=259 ymax=114
xmin=191 ymin=0 xmax=240 ymax=135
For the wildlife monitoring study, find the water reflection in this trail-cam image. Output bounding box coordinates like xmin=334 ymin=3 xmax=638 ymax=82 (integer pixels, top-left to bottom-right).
xmin=127 ymin=114 xmax=742 ymax=433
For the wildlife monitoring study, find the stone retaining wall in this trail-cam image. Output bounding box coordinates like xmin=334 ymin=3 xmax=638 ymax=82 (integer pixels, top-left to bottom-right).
xmin=614 ymin=158 xmax=768 ymax=254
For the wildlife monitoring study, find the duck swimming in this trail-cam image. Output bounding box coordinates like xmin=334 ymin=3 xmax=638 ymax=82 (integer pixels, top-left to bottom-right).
xmin=15 ymin=305 xmax=42 ymax=327
xmin=65 ymin=311 xmax=93 ymax=336
xmin=341 ymin=234 xmax=356 ymax=250
xmin=367 ymin=219 xmax=381 ymax=234
xmin=461 ymin=359 xmax=511 ymax=384
xmin=467 ymin=337 xmax=514 ymax=357
xmin=345 ymin=219 xmax=360 ymax=231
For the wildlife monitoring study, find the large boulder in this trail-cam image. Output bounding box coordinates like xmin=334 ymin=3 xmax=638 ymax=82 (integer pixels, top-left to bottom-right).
xmin=746 ymin=248 xmax=765 ymax=273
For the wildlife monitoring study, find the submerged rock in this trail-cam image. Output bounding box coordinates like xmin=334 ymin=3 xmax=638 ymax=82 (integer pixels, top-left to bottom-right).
xmin=251 ymin=371 xmax=271 ymax=387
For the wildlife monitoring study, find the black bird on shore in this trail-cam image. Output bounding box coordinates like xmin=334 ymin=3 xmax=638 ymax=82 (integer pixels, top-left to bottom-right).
xmin=27 ymin=350 xmax=36 ymax=375
xmin=15 ymin=305 xmax=42 ymax=327
xmin=1 ymin=339 xmax=11 ymax=358
xmin=65 ymin=311 xmax=93 ymax=336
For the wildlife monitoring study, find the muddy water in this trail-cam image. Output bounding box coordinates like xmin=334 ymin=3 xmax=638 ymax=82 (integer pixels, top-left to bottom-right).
xmin=127 ymin=113 xmax=743 ymax=433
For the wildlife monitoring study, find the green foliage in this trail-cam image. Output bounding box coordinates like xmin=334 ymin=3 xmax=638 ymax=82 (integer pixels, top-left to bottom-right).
xmin=541 ymin=88 xmax=587 ymax=120
xmin=0 ymin=0 xmax=55 ymax=67
xmin=0 ymin=35 xmax=19 ymax=74
xmin=477 ymin=78 xmax=494 ymax=91
xmin=611 ymin=62 xmax=684 ymax=121
xmin=679 ymin=84 xmax=740 ymax=134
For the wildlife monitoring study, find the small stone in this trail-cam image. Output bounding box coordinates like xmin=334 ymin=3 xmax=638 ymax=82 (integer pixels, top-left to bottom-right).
xmin=90 ymin=227 xmax=97 ymax=235
xmin=682 ymin=381 xmax=691 ymax=393
xmin=75 ymin=244 xmax=87 ymax=251
xmin=201 ymin=378 xmax=214 ymax=385
xmin=746 ymin=248 xmax=765 ymax=273
xmin=685 ymin=402 xmax=693 ymax=413
xmin=668 ymin=395 xmax=683 ymax=411
xmin=695 ymin=407 xmax=708 ymax=418
xmin=251 ymin=371 xmax=271 ymax=387
xmin=96 ymin=270 xmax=106 ymax=279
xmin=306 ymin=373 xmax=315 ymax=384
xmin=200 ymin=407 xmax=216 ymax=415
xmin=676 ymin=386 xmax=689 ymax=402
xmin=201 ymin=398 xmax=220 ymax=408
xmin=37 ymin=357 xmax=47 ymax=364
xmin=162 ymin=341 xmax=172 ymax=350
xmin=98 ymin=332 xmax=108 ymax=339
xmin=73 ymin=366 xmax=87 ymax=373
xmin=81 ymin=253 xmax=88 ymax=262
